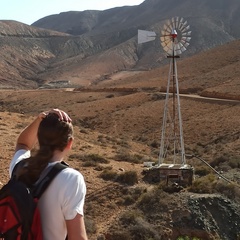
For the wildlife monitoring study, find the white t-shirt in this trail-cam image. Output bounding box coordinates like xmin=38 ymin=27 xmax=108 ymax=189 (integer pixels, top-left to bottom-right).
xmin=10 ymin=149 xmax=87 ymax=240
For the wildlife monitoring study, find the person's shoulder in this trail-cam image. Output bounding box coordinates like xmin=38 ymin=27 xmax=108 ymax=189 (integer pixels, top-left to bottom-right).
xmin=58 ymin=166 xmax=85 ymax=182
xmin=9 ymin=149 xmax=31 ymax=176
xmin=14 ymin=149 xmax=31 ymax=159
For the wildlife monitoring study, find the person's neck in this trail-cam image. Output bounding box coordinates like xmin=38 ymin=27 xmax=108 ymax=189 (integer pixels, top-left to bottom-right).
xmin=50 ymin=150 xmax=65 ymax=163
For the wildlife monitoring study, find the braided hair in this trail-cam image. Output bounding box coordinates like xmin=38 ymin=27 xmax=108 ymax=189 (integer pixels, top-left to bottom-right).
xmin=18 ymin=113 xmax=73 ymax=186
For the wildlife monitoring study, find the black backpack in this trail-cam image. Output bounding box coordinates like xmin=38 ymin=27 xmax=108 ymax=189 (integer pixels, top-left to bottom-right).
xmin=0 ymin=162 xmax=68 ymax=240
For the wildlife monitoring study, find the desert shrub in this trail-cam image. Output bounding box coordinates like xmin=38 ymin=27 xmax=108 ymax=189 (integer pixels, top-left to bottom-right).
xmin=69 ymin=153 xmax=109 ymax=167
xmin=138 ymin=186 xmax=172 ymax=213
xmin=116 ymin=171 xmax=138 ymax=186
xmin=137 ymin=135 xmax=148 ymax=143
xmin=188 ymin=174 xmax=216 ymax=193
xmin=121 ymin=186 xmax=147 ymax=205
xmin=115 ymin=152 xmax=143 ymax=164
xmin=85 ymin=217 xmax=97 ymax=234
xmin=68 ymin=153 xmax=81 ymax=159
xmin=129 ymin=222 xmax=160 ymax=240
xmin=177 ymin=237 xmax=201 ymax=240
xmin=194 ymin=165 xmax=211 ymax=176
xmin=94 ymin=165 xmax=112 ymax=172
xmin=99 ymin=169 xmax=118 ymax=181
xmin=81 ymin=154 xmax=109 ymax=167
xmin=228 ymin=158 xmax=240 ymax=169
xmin=149 ymin=139 xmax=159 ymax=148
xmin=83 ymin=154 xmax=109 ymax=163
xmin=214 ymin=181 xmax=240 ymax=202
xmin=82 ymin=161 xmax=98 ymax=167
xmin=15 ymin=123 xmax=26 ymax=129
xmin=151 ymin=93 xmax=165 ymax=101
xmin=79 ymin=128 xmax=88 ymax=134
xmin=210 ymin=156 xmax=228 ymax=168
xmin=123 ymin=195 xmax=136 ymax=205
xmin=107 ymin=231 xmax=132 ymax=240
xmin=119 ymin=210 xmax=142 ymax=226
xmin=119 ymin=210 xmax=160 ymax=240
xmin=115 ymin=139 xmax=130 ymax=148
xmin=106 ymin=94 xmax=114 ymax=98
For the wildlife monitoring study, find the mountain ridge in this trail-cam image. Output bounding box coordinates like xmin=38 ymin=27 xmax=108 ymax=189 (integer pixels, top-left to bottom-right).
xmin=0 ymin=0 xmax=240 ymax=90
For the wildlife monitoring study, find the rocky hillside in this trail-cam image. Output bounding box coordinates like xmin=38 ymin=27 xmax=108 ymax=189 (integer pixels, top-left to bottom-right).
xmin=0 ymin=0 xmax=240 ymax=88
xmin=32 ymin=0 xmax=240 ymax=68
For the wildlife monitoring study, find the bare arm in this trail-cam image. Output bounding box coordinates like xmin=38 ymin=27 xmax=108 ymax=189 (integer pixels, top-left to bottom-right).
xmin=15 ymin=113 xmax=44 ymax=152
xmin=66 ymin=214 xmax=88 ymax=240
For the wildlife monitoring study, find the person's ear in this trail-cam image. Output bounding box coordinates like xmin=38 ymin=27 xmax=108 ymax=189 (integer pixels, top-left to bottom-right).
xmin=66 ymin=137 xmax=73 ymax=150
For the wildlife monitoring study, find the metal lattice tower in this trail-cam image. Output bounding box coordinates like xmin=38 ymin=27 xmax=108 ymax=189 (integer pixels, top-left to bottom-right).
xmin=158 ymin=17 xmax=191 ymax=166
xmin=138 ymin=17 xmax=191 ymax=167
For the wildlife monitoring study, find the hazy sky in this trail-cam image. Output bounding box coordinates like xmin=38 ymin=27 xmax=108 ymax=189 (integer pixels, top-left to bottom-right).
xmin=0 ymin=0 xmax=144 ymax=25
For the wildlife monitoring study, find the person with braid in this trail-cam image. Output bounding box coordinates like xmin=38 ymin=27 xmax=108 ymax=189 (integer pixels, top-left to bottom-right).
xmin=9 ymin=109 xmax=88 ymax=240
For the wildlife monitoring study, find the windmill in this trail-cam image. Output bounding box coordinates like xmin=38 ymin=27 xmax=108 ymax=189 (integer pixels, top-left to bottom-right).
xmin=139 ymin=17 xmax=194 ymax=186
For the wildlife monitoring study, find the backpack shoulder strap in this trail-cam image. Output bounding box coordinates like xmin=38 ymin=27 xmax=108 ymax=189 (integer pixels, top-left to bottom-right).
xmin=33 ymin=162 xmax=68 ymax=199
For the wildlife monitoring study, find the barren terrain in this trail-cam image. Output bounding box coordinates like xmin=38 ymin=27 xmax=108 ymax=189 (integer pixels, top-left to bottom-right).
xmin=0 ymin=84 xmax=239 ymax=239
xmin=0 ymin=1 xmax=240 ymax=237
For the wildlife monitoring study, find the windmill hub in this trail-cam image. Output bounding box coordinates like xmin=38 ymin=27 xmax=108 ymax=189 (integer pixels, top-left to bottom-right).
xmin=171 ymin=29 xmax=178 ymax=39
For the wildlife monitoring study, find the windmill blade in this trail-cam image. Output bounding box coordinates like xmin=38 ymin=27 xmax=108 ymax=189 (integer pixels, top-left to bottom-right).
xmin=184 ymin=25 xmax=190 ymax=31
xmin=161 ymin=36 xmax=171 ymax=43
xmin=164 ymin=24 xmax=172 ymax=34
xmin=161 ymin=39 xmax=171 ymax=48
xmin=167 ymin=25 xmax=173 ymax=32
xmin=165 ymin=37 xmax=173 ymax=43
xmin=182 ymin=31 xmax=192 ymax=36
xmin=160 ymin=36 xmax=165 ymax=42
xmin=166 ymin=41 xmax=174 ymax=50
xmin=179 ymin=17 xmax=184 ymax=25
xmin=178 ymin=42 xmax=187 ymax=52
xmin=175 ymin=16 xmax=180 ymax=29
xmin=178 ymin=19 xmax=184 ymax=30
xmin=138 ymin=30 xmax=156 ymax=44
xmin=167 ymin=48 xmax=173 ymax=55
xmin=182 ymin=36 xmax=191 ymax=42
xmin=166 ymin=19 xmax=171 ymax=26
xmin=163 ymin=38 xmax=172 ymax=47
xmin=180 ymin=41 xmax=190 ymax=48
xmin=171 ymin=17 xmax=176 ymax=30
xmin=161 ymin=30 xmax=166 ymax=36
xmin=162 ymin=41 xmax=173 ymax=53
xmin=179 ymin=20 xmax=188 ymax=31
xmin=175 ymin=49 xmax=182 ymax=55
